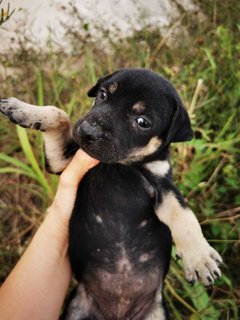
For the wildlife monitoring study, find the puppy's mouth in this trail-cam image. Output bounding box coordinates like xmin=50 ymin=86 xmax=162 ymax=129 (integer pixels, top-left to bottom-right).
xmin=77 ymin=139 xmax=121 ymax=164
xmin=73 ymin=121 xmax=122 ymax=163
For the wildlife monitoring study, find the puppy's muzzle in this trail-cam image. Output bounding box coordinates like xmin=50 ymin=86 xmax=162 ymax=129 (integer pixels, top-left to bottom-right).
xmin=78 ymin=120 xmax=103 ymax=142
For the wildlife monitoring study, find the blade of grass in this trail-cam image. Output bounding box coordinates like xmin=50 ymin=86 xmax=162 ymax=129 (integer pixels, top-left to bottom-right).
xmin=216 ymin=110 xmax=239 ymax=140
xmin=16 ymin=126 xmax=53 ymax=196
xmin=36 ymin=68 xmax=45 ymax=168
xmin=189 ymin=79 xmax=204 ymax=115
xmin=0 ymin=167 xmax=37 ymax=179
xmin=165 ymin=279 xmax=198 ymax=314
xmin=66 ymin=91 xmax=77 ymax=117
xmin=0 ymin=153 xmax=34 ymax=173
xmin=164 ymin=291 xmax=183 ymax=320
xmin=37 ymin=69 xmax=44 ymax=106
xmin=86 ymin=49 xmax=97 ymax=83
xmin=50 ymin=74 xmax=65 ymax=108
xmin=204 ymin=48 xmax=216 ymax=70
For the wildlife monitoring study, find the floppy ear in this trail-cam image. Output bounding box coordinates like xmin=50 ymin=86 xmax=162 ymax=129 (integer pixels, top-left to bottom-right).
xmin=164 ymin=97 xmax=194 ymax=145
xmin=87 ymin=71 xmax=120 ymax=97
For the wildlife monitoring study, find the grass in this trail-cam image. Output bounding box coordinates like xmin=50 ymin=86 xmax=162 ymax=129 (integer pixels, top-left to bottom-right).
xmin=0 ymin=1 xmax=239 ymax=319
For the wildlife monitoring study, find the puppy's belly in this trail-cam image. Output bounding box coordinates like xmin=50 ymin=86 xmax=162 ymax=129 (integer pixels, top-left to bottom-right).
xmin=69 ymin=164 xmax=171 ymax=318
xmin=83 ymin=263 xmax=161 ymax=319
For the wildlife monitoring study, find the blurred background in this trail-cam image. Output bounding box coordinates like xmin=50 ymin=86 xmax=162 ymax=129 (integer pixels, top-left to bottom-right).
xmin=0 ymin=0 xmax=239 ymax=319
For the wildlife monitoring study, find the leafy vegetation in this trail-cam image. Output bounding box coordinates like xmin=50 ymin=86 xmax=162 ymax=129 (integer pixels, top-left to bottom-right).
xmin=0 ymin=1 xmax=239 ymax=319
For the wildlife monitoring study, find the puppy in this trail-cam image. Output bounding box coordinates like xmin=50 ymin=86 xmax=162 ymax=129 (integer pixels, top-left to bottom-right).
xmin=0 ymin=69 xmax=222 ymax=320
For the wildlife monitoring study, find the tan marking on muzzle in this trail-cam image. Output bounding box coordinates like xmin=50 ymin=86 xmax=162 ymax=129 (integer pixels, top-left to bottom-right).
xmin=121 ymin=136 xmax=162 ymax=164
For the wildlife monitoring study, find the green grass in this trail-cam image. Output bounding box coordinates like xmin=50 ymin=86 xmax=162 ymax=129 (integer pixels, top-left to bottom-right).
xmin=0 ymin=1 xmax=239 ymax=318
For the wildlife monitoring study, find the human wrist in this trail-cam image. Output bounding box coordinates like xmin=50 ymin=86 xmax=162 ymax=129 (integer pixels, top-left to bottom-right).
xmin=43 ymin=205 xmax=70 ymax=249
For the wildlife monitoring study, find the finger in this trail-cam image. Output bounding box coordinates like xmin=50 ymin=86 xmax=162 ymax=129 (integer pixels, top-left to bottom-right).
xmin=59 ymin=149 xmax=99 ymax=188
xmin=50 ymin=150 xmax=99 ymax=219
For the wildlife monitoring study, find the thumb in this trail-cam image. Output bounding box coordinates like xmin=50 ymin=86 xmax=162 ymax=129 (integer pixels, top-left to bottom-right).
xmin=50 ymin=150 xmax=99 ymax=221
xmin=59 ymin=149 xmax=99 ymax=188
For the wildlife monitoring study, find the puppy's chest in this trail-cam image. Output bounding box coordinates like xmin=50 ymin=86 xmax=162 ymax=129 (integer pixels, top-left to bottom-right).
xmin=72 ymin=164 xmax=157 ymax=237
xmin=69 ymin=164 xmax=170 ymax=277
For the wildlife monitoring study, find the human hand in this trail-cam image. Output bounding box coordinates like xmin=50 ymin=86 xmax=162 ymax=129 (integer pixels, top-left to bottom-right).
xmin=47 ymin=149 xmax=99 ymax=232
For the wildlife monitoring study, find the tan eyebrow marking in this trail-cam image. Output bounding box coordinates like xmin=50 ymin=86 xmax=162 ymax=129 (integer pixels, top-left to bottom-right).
xmin=132 ymin=102 xmax=146 ymax=113
xmin=108 ymin=82 xmax=118 ymax=94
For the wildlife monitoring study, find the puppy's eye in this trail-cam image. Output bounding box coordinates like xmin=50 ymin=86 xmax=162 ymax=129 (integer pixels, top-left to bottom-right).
xmin=99 ymin=89 xmax=107 ymax=100
xmin=136 ymin=117 xmax=151 ymax=129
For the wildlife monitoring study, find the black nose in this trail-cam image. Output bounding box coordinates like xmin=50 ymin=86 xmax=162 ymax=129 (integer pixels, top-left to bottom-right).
xmin=79 ymin=121 xmax=103 ymax=142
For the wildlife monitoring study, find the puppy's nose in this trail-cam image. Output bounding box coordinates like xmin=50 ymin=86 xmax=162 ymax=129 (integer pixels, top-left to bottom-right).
xmin=79 ymin=121 xmax=102 ymax=142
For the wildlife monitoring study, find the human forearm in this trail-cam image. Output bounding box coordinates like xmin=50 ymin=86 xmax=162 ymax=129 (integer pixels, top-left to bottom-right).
xmin=0 ymin=150 xmax=99 ymax=320
xmin=0 ymin=209 xmax=71 ymax=320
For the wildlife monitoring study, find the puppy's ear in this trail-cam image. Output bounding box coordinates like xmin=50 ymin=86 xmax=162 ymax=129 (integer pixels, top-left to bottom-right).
xmin=87 ymin=71 xmax=120 ymax=97
xmin=164 ymin=96 xmax=194 ymax=145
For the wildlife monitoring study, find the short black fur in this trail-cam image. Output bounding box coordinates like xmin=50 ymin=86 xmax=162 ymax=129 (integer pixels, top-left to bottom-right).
xmin=64 ymin=69 xmax=193 ymax=319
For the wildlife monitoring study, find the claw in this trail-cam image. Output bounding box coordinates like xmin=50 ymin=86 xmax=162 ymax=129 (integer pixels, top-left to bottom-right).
xmin=210 ymin=251 xmax=223 ymax=264
xmin=213 ymin=270 xmax=220 ymax=278
xmin=216 ymin=259 xmax=223 ymax=266
xmin=176 ymin=254 xmax=182 ymax=261
xmin=189 ymin=279 xmax=195 ymax=286
xmin=207 ymin=276 xmax=213 ymax=284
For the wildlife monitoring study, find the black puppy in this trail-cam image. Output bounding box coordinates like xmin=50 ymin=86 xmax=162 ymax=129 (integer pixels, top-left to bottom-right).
xmin=0 ymin=69 xmax=222 ymax=320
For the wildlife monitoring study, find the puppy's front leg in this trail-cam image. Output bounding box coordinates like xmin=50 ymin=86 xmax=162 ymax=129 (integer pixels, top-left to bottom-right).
xmin=0 ymin=98 xmax=79 ymax=173
xmin=155 ymin=181 xmax=222 ymax=286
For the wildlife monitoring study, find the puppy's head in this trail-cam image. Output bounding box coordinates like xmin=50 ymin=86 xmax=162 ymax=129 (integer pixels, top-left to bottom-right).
xmin=73 ymin=69 xmax=193 ymax=163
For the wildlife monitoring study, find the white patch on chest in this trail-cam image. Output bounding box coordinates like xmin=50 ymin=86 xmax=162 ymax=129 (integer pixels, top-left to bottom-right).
xmin=145 ymin=160 xmax=170 ymax=177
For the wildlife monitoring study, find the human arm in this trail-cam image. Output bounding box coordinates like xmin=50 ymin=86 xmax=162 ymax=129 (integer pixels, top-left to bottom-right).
xmin=0 ymin=149 xmax=99 ymax=320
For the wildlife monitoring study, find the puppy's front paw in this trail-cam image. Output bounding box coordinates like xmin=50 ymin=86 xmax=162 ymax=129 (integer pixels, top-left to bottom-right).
xmin=0 ymin=98 xmax=36 ymax=128
xmin=0 ymin=98 xmax=69 ymax=131
xmin=176 ymin=241 xmax=223 ymax=286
